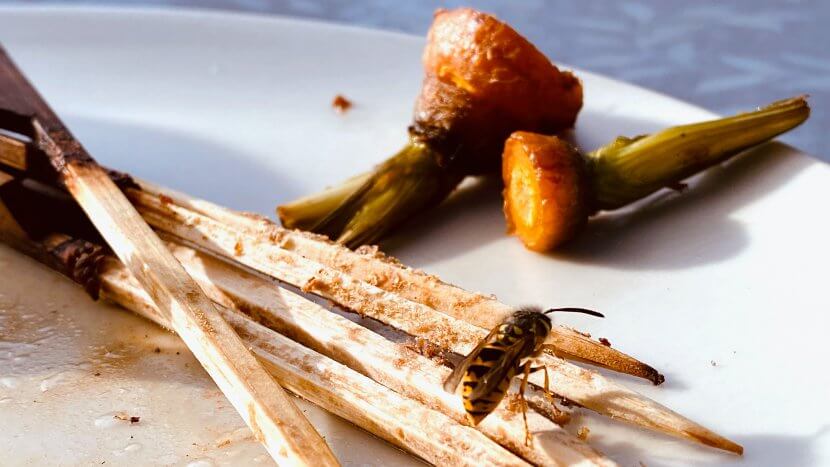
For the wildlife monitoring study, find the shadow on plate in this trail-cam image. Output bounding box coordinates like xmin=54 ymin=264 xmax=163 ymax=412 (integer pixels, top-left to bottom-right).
xmin=569 ymin=408 xmax=826 ymax=467
xmin=553 ymin=141 xmax=813 ymax=270
xmin=382 ymin=175 xmax=505 ymax=259
xmin=65 ymin=115 xmax=299 ymax=216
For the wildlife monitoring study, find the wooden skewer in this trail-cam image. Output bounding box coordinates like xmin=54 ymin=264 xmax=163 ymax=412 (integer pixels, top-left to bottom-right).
xmin=163 ymin=241 xmax=613 ymax=466
xmin=0 ymin=46 xmax=337 ymax=466
xmin=0 ymin=133 xmax=742 ymax=454
xmin=0 ymin=132 xmax=660 ymax=382
xmin=0 ymin=228 xmax=535 ymax=467
xmin=127 ymin=188 xmax=742 ymax=454
xmin=0 ymin=174 xmax=613 ymax=465
xmin=101 ymin=257 xmax=532 ymax=467
xmin=139 ymin=180 xmax=662 ymax=384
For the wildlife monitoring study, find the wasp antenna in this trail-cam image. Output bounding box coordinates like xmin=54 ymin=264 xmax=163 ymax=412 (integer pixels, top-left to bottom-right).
xmin=543 ymin=307 xmax=604 ymax=318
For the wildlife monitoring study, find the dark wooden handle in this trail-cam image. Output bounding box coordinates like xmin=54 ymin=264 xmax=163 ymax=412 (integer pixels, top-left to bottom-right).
xmin=0 ymin=45 xmax=61 ymax=125
xmin=0 ymin=44 xmax=94 ymax=173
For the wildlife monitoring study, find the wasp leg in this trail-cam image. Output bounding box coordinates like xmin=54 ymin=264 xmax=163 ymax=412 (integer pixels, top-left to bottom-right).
xmin=527 ymin=364 xmax=568 ymax=424
xmin=526 ymin=364 xmax=552 ymax=400
xmin=519 ymin=362 xmax=533 ymax=446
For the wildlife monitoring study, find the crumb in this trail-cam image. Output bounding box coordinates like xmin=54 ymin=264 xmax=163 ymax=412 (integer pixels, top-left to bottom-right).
xmin=552 ymin=409 xmax=572 ymax=427
xmin=405 ymin=337 xmax=446 ymax=364
xmin=710 ymin=360 xmax=717 ymax=367
xmin=598 ymin=337 xmax=611 ymax=347
xmin=130 ymin=435 xmax=133 ymax=439
xmin=216 ymin=439 xmax=231 ymax=448
xmin=577 ymin=426 xmax=590 ymax=440
xmin=668 ymin=181 xmax=688 ymax=192
xmin=505 ymin=393 xmax=523 ymax=413
xmin=301 ymin=277 xmax=317 ymax=293
xmin=565 ymin=326 xmax=591 ymax=338
xmin=331 ymin=94 xmax=352 ymax=113
xmin=114 ymin=414 xmax=141 ymax=424
xmin=94 ymin=372 xmax=101 ymax=377
xmin=159 ymin=194 xmax=174 ymax=205
xmin=176 ymin=351 xmax=180 ymax=355
xmin=153 ymin=347 xmax=160 ymax=353
xmin=234 ymin=240 xmax=244 ymax=256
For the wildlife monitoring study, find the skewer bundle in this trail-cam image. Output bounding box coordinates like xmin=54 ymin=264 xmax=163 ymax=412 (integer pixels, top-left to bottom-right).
xmin=0 ymin=131 xmax=742 ymax=464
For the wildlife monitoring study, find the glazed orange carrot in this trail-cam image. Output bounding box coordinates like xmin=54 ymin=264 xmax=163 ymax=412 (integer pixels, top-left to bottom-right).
xmin=502 ymin=133 xmax=590 ymax=252
xmin=279 ymin=8 xmax=582 ymax=247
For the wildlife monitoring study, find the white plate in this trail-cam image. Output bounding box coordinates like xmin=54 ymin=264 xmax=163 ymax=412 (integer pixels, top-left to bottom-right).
xmin=1 ymin=6 xmax=828 ymax=467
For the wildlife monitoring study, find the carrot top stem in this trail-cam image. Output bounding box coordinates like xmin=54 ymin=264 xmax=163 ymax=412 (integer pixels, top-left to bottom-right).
xmin=278 ymin=172 xmax=371 ymax=231
xmin=588 ymin=96 xmax=810 ymax=211
xmin=308 ymin=140 xmax=463 ymax=248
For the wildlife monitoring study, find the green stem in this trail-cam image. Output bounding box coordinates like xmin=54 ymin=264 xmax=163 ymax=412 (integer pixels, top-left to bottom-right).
xmin=588 ymin=96 xmax=810 ymax=210
xmin=278 ymin=172 xmax=371 ymax=230
xmin=296 ymin=139 xmax=463 ymax=248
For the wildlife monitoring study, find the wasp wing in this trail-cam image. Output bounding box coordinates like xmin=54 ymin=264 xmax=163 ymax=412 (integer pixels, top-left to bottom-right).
xmin=442 ymin=325 xmax=500 ymax=393
xmin=468 ymin=336 xmax=536 ymax=401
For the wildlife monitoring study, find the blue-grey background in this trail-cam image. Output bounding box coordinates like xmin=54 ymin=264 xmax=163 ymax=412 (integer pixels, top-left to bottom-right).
xmin=4 ymin=0 xmax=827 ymax=160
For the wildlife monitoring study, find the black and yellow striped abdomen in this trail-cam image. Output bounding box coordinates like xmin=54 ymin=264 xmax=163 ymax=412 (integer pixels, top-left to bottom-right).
xmin=459 ymin=319 xmax=545 ymax=425
xmin=445 ymin=306 xmax=601 ymax=430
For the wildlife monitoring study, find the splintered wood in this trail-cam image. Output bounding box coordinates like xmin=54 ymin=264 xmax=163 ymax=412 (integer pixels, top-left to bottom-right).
xmin=127 ymin=182 xmax=742 ymax=454
xmin=163 ymin=242 xmax=612 ymax=466
xmin=0 ymin=47 xmax=337 ymax=467
xmin=140 ymin=180 xmax=663 ymax=384
xmin=97 ymin=257 xmax=532 ymax=467
xmin=0 ymin=129 xmax=744 ymax=462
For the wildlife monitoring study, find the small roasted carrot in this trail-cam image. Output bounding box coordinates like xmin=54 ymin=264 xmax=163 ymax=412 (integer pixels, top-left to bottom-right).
xmin=279 ymin=8 xmax=582 ymax=247
xmin=503 ymin=133 xmax=590 ymax=252
xmin=503 ymin=96 xmax=810 ymax=251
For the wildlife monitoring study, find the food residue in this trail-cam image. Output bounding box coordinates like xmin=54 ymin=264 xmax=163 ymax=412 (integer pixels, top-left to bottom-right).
xmin=114 ymin=413 xmax=141 ymax=424
xmin=598 ymin=337 xmax=611 ymax=347
xmin=577 ymin=426 xmax=590 ymax=440
xmin=332 ymin=94 xmax=353 ymax=113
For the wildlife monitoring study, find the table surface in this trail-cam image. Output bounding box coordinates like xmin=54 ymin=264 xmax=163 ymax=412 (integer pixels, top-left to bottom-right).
xmin=2 ymin=0 xmax=827 ymax=161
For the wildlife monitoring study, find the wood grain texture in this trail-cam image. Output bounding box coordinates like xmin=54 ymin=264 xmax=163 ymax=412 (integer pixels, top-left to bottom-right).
xmin=127 ymin=184 xmax=742 ymax=455
xmin=0 ymin=45 xmax=338 ymax=466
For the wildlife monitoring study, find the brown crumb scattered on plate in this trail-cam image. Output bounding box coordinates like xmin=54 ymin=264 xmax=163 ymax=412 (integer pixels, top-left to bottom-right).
xmin=598 ymin=337 xmax=611 ymax=347
xmin=332 ymin=94 xmax=353 ymax=113
xmin=505 ymin=393 xmax=522 ymax=413
xmin=114 ymin=413 xmax=141 ymax=424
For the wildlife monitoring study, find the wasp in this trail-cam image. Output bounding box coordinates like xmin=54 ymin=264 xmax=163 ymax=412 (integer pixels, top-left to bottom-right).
xmin=443 ymin=306 xmax=603 ymax=444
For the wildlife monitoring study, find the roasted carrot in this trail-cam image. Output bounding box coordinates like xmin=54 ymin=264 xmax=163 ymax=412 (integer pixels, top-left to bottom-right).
xmin=503 ymin=133 xmax=591 ymax=252
xmin=503 ymin=97 xmax=810 ymax=251
xmin=278 ymin=8 xmax=582 ymax=247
